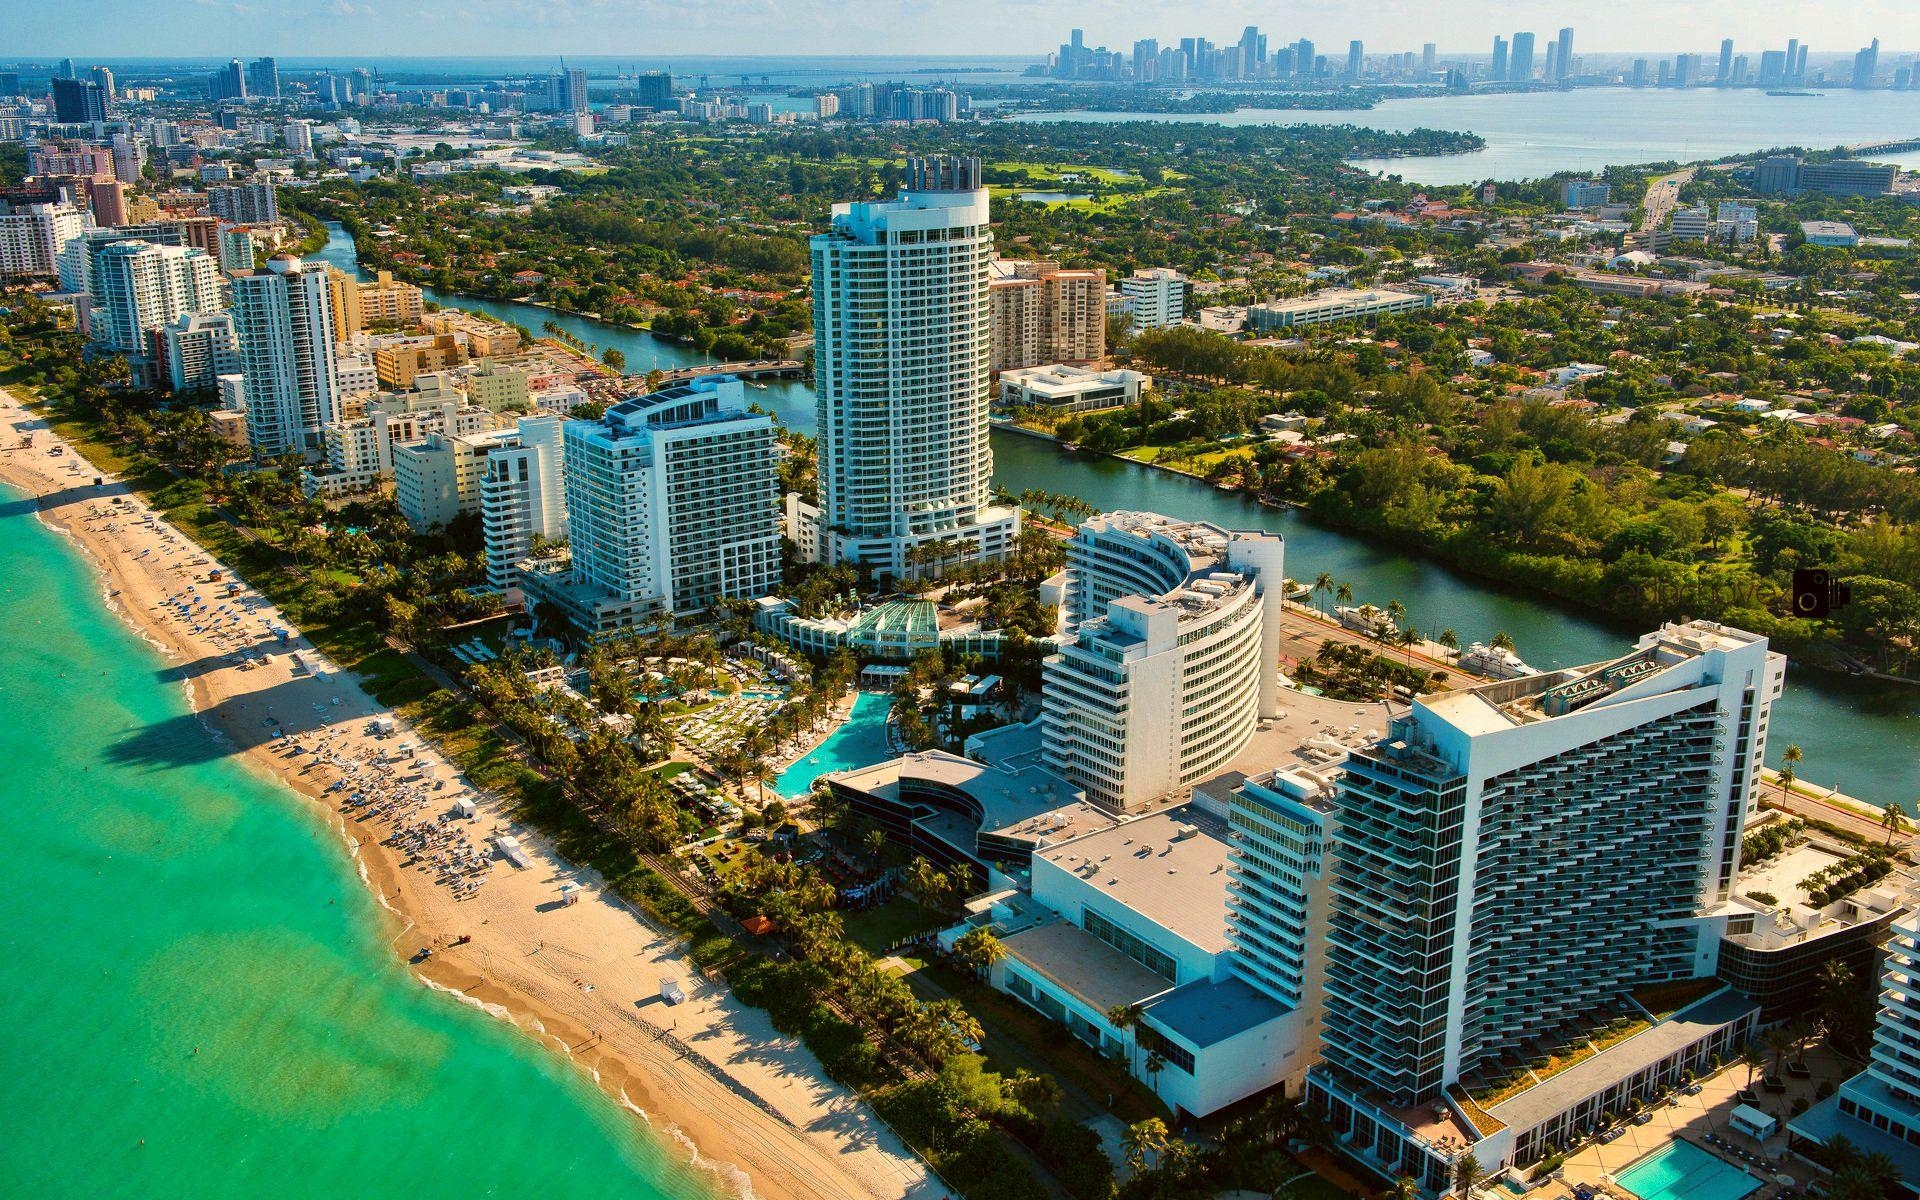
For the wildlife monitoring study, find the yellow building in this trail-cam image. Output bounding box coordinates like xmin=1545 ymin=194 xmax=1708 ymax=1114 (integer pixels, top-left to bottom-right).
xmin=359 ymin=270 xmax=425 ymax=329
xmin=373 ymin=334 xmax=467 ymax=390
xmin=420 ymin=309 xmax=522 ymax=357
xmin=326 ymin=266 xmax=364 ymax=342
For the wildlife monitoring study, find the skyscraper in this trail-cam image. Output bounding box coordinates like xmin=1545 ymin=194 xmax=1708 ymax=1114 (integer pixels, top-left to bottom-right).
xmin=799 ymin=156 xmax=1019 ymax=578
xmin=1719 ymin=39 xmax=1735 ymax=84
xmin=1346 ymin=40 xmax=1364 ymax=79
xmin=1310 ymin=621 xmax=1781 ymax=1114
xmin=1421 ymin=43 xmax=1436 ymax=74
xmin=247 ymin=57 xmax=280 ymax=100
xmin=1554 ymin=27 xmax=1575 ymax=80
xmin=1509 ymin=32 xmax=1536 ymax=81
xmin=50 ymin=78 xmax=107 ymax=123
xmin=1788 ymin=916 xmax=1920 ymax=1172
xmin=207 ymin=59 xmax=247 ymax=103
xmin=88 ymin=66 xmax=115 ymax=100
xmin=208 ymin=181 xmax=279 ymax=225
xmin=1293 ymin=39 xmax=1315 ymax=77
xmin=561 ymin=66 xmax=589 ymax=113
xmin=1853 ymin=38 xmax=1881 ymax=88
xmin=230 ymin=255 xmax=342 ymax=457
xmin=1786 ymin=38 xmax=1802 ymax=83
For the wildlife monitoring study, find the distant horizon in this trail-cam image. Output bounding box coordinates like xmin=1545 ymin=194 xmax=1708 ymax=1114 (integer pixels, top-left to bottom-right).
xmin=11 ymin=1 xmax=1920 ymax=62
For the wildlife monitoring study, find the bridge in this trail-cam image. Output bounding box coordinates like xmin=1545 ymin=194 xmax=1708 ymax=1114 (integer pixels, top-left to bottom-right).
xmin=643 ymin=360 xmax=806 ymax=387
xmin=1842 ymin=136 xmax=1920 ymax=157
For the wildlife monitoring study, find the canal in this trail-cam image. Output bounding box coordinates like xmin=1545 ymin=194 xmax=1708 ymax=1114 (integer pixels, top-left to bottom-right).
xmin=314 ymin=224 xmax=1919 ymax=808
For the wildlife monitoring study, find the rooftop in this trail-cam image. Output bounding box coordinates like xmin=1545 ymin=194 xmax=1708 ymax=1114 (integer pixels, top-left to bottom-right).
xmin=1486 ymin=989 xmax=1759 ymax=1134
xmin=1000 ymin=919 xmax=1174 ymax=1014
xmin=1037 ymin=807 xmax=1232 ymax=953
xmin=831 ymin=749 xmax=1114 ymax=854
xmin=1143 ymin=976 xmax=1291 ymax=1048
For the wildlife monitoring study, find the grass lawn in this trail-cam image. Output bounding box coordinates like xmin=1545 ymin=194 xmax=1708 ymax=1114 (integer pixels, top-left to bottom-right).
xmin=843 ymin=897 xmax=948 ymax=955
xmin=650 ymin=760 xmax=695 ymax=781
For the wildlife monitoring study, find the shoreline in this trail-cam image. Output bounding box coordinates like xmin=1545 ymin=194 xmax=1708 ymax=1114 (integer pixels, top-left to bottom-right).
xmin=0 ymin=387 xmax=933 ymax=1200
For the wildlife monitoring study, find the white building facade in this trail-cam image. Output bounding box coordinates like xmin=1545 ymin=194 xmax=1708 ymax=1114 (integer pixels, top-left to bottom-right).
xmin=802 ymin=155 xmax=1019 ymax=578
xmin=1120 ymin=267 xmax=1186 ymax=331
xmin=480 ymin=415 xmax=568 ymax=592
xmin=230 ymin=255 xmax=342 ymax=457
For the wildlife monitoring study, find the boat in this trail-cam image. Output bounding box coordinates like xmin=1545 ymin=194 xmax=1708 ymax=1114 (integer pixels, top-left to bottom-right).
xmin=749 ymin=381 xmax=769 ymax=389
xmin=1766 ymin=89 xmax=1818 ymax=97
xmin=1458 ymin=641 xmax=1539 ymax=680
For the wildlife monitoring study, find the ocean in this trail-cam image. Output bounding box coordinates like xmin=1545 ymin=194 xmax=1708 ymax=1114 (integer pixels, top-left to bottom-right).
xmin=0 ymin=484 xmax=710 ymax=1199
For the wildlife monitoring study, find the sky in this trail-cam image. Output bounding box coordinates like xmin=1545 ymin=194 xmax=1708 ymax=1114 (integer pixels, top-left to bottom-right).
xmin=14 ymin=0 xmax=1920 ymax=60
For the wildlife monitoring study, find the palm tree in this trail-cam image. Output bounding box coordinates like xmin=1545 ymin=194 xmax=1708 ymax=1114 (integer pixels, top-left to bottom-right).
xmin=1762 ymin=1026 xmax=1796 ymax=1080
xmin=1454 ymin=1153 xmax=1486 ymax=1199
xmin=1388 ymin=1176 xmax=1422 ymax=1200
xmin=1106 ymin=1001 xmax=1145 ymax=1076
xmin=1741 ymin=1042 xmax=1765 ymax=1088
xmin=952 ymin=927 xmax=1006 ymax=978
xmin=1122 ymin=1117 xmax=1169 ymax=1173
xmin=1313 ymin=571 xmax=1334 ymax=615
xmin=1143 ymin=1048 xmax=1166 ymax=1098
xmin=1779 ymin=744 xmax=1802 ymax=795
xmin=1336 ymin=581 xmax=1355 ymax=609
xmin=1881 ymin=799 xmax=1909 ymax=847
xmin=863 ymin=826 xmax=887 ymax=869
xmin=1439 ymin=628 xmax=1460 ymax=658
xmin=1490 ymin=630 xmax=1516 ymax=653
xmin=1387 ymin=600 xmax=1410 ymax=665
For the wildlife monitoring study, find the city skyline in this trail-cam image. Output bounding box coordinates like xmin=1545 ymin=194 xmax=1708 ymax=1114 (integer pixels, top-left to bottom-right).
xmin=11 ymin=1 xmax=1920 ymax=59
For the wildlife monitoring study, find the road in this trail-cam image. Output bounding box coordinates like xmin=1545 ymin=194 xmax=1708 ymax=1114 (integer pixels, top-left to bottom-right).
xmin=1640 ymin=168 xmax=1696 ymax=232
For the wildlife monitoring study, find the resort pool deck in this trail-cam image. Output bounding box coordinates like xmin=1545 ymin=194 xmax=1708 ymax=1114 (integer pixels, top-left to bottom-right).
xmin=1614 ymin=1142 xmax=1760 ymax=1200
xmin=774 ymin=691 xmax=895 ymax=799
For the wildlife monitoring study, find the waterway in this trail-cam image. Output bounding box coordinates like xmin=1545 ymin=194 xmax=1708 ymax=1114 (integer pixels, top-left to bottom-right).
xmin=1011 ymin=88 xmax=1920 ymax=184
xmin=314 ymin=224 xmax=1920 ymax=806
xmin=0 ymin=483 xmax=709 ymax=1199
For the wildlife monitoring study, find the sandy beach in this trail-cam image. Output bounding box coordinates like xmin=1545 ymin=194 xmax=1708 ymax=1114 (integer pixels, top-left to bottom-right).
xmin=0 ymin=387 xmax=933 ymax=1200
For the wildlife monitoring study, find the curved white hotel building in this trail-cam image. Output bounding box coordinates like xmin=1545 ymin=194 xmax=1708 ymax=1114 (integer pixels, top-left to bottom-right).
xmin=800 ymin=155 xmax=1019 ymax=578
xmin=1042 ymin=512 xmax=1285 ymax=812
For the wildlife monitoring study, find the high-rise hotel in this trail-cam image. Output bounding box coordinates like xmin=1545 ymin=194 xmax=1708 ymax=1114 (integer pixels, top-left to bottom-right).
xmin=1309 ymin=621 xmax=1782 ymax=1189
xmin=790 ymin=156 xmax=1020 ymax=579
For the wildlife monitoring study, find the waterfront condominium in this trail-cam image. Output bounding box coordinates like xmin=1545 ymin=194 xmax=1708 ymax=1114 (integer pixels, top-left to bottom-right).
xmin=523 ymin=375 xmax=780 ymax=634
xmin=797 ymin=155 xmax=1020 ymax=579
xmin=1791 ymin=915 xmax=1920 ymax=1189
xmin=86 ymin=240 xmax=225 ymax=387
xmin=480 ymin=415 xmax=567 ymax=593
xmin=1307 ymin=620 xmax=1782 ymax=1192
xmin=1041 ymin=511 xmax=1285 ymax=812
xmin=0 ymin=201 xmax=86 ymax=279
xmin=229 ymin=255 xmax=343 ymax=457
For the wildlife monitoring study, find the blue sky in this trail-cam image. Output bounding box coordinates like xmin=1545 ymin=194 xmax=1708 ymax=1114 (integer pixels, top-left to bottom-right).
xmin=16 ymin=0 xmax=1920 ymax=58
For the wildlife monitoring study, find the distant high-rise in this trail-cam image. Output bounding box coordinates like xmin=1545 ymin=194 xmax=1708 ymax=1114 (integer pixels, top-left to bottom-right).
xmin=1421 ymin=43 xmax=1436 ymax=74
xmin=1490 ymin=36 xmax=1509 ymax=81
xmin=800 ymin=156 xmax=1019 ymax=578
xmin=1795 ymin=43 xmax=1810 ymax=81
xmin=207 ymin=59 xmax=247 ymax=103
xmin=631 ymin=71 xmax=673 ymax=110
xmin=57 ymin=58 xmax=77 ymax=80
xmin=1785 ymin=38 xmax=1802 ymax=83
xmin=1853 ymin=38 xmax=1881 ymax=88
xmin=1293 ymin=39 xmax=1316 ymax=77
xmin=1554 ymin=27 xmax=1575 ymax=80
xmin=561 ymin=66 xmax=589 ymax=113
xmin=1346 ymin=40 xmax=1364 ymax=79
xmin=1510 ymin=31 xmax=1537 ymax=81
xmin=50 ymin=78 xmax=107 ymax=123
xmin=1759 ymin=49 xmax=1789 ymax=86
xmin=88 ymin=66 xmax=115 ymax=100
xmin=1718 ymin=39 xmax=1735 ymax=84
xmin=1674 ymin=53 xmax=1702 ymax=87
xmin=230 ymin=255 xmax=342 ymax=457
xmin=247 ymin=57 xmax=279 ymax=100
xmin=208 ymin=181 xmax=279 ymax=226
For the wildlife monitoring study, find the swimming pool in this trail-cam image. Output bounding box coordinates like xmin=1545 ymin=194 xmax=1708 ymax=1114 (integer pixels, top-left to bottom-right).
xmin=773 ymin=691 xmax=895 ymax=799
xmin=1615 ymin=1142 xmax=1761 ymax=1200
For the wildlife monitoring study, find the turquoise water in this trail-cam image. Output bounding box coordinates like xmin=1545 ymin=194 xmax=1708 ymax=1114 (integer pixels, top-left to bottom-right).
xmin=1615 ymin=1141 xmax=1761 ymax=1200
xmin=775 ymin=692 xmax=894 ymax=799
xmin=0 ymin=486 xmax=709 ymax=1199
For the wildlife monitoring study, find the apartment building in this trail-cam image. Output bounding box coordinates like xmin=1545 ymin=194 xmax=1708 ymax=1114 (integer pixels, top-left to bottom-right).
xmin=155 ymin=311 xmax=240 ymax=394
xmin=88 ymin=241 xmax=225 ymax=387
xmin=1246 ymin=288 xmax=1433 ymax=332
xmin=230 ymin=255 xmax=342 ymax=457
xmin=373 ymin=333 xmax=468 ymax=389
xmin=393 ymin=426 xmax=520 ymax=530
xmin=305 ymin=394 xmax=496 ymax=499
xmin=479 ymin=415 xmax=567 ymax=591
xmin=1120 ymin=267 xmax=1187 ymax=331
xmin=0 ymin=202 xmax=86 ymax=278
xmin=207 ymin=181 xmax=280 ymax=226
